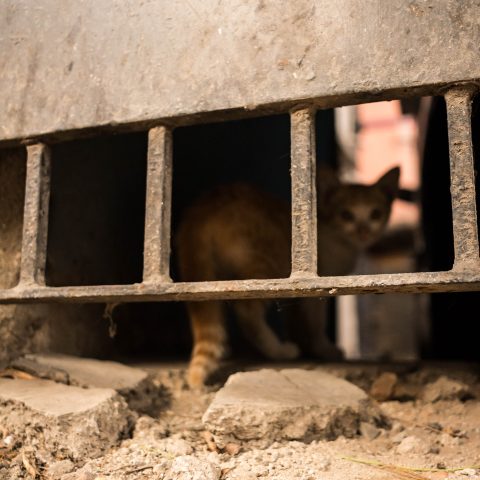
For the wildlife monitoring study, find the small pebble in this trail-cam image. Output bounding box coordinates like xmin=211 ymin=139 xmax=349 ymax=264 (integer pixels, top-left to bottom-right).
xmin=360 ymin=422 xmax=381 ymax=440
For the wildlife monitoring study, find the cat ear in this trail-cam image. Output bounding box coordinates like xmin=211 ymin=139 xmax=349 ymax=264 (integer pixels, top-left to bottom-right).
xmin=375 ymin=166 xmax=400 ymax=200
xmin=316 ymin=164 xmax=340 ymax=200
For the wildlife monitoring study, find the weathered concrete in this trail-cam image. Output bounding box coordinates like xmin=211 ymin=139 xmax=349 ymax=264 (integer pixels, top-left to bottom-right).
xmin=203 ymin=369 xmax=386 ymax=447
xmin=165 ymin=455 xmax=221 ymax=480
xmin=0 ymin=147 xmax=32 ymax=365
xmin=2 ymin=1 xmax=480 ymax=143
xmin=0 ymin=378 xmax=133 ymax=460
xmin=422 ymin=376 xmax=473 ymax=402
xmin=11 ymin=354 xmax=167 ymax=414
xmin=18 ymin=353 xmax=146 ymax=389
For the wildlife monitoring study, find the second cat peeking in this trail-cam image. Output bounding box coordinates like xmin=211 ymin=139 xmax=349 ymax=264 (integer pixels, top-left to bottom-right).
xmin=176 ymin=165 xmax=400 ymax=387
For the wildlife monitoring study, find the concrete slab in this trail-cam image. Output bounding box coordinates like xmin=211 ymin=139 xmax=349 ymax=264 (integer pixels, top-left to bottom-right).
xmin=12 ymin=354 xmax=161 ymax=413
xmin=0 ymin=378 xmax=133 ymax=460
xmin=203 ymin=369 xmax=386 ymax=447
xmin=422 ymin=375 xmax=473 ymax=402
xmin=20 ymin=353 xmax=148 ymax=390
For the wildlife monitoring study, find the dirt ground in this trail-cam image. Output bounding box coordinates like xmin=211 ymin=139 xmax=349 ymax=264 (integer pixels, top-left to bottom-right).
xmin=1 ymin=361 xmax=480 ymax=480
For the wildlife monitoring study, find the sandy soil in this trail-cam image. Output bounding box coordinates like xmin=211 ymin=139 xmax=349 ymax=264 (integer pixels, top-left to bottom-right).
xmin=1 ymin=361 xmax=480 ymax=480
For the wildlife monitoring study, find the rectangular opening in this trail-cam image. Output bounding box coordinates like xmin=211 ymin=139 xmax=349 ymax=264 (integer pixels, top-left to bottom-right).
xmin=45 ymin=132 xmax=148 ymax=286
xmin=0 ymin=146 xmax=27 ymax=289
xmin=172 ymin=113 xmax=292 ymax=282
xmin=419 ymin=90 xmax=480 ymax=362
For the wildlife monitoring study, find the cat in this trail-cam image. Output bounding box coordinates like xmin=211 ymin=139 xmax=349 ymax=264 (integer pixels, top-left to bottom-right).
xmin=176 ymin=166 xmax=400 ymax=387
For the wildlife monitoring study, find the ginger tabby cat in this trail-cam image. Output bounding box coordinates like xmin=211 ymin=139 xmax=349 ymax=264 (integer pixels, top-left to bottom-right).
xmin=176 ymin=166 xmax=400 ymax=387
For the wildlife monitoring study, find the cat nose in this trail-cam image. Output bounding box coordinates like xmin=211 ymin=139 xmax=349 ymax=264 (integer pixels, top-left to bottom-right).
xmin=357 ymin=224 xmax=370 ymax=238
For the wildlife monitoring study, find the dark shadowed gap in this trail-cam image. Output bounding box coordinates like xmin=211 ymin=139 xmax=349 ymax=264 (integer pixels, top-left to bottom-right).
xmin=45 ymin=133 xmax=147 ymax=287
xmin=0 ymin=146 xmax=27 ymax=290
xmin=420 ymin=96 xmax=480 ymax=361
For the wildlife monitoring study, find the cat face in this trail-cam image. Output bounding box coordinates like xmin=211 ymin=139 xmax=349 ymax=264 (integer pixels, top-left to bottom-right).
xmin=318 ymin=167 xmax=400 ymax=249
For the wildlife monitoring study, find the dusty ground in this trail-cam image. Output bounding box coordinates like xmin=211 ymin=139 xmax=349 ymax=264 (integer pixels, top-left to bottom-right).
xmin=1 ymin=361 xmax=480 ymax=480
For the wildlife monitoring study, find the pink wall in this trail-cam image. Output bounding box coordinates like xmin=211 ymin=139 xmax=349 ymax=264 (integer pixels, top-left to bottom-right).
xmin=355 ymin=100 xmax=420 ymax=228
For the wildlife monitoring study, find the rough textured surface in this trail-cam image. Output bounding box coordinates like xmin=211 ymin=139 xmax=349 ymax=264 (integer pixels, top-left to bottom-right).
xmin=370 ymin=372 xmax=398 ymax=401
xmin=18 ymin=353 xmax=147 ymax=390
xmin=422 ymin=375 xmax=473 ymax=402
xmin=0 ymin=135 xmax=156 ymax=363
xmin=2 ymin=1 xmax=480 ymax=143
xmin=2 ymin=363 xmax=480 ymax=480
xmin=0 ymin=147 xmax=31 ymax=365
xmin=0 ymin=146 xmax=119 ymax=363
xmin=0 ymin=378 xmax=133 ymax=460
xmin=202 ymin=369 xmax=385 ymax=447
xmin=165 ymin=455 xmax=221 ymax=480
xmin=13 ymin=353 xmax=161 ymax=414
xmin=45 ymin=459 xmax=75 ymax=477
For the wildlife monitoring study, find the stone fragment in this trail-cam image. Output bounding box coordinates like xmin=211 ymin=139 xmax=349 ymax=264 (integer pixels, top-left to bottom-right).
xmin=391 ymin=430 xmax=408 ymax=444
xmin=396 ymin=435 xmax=430 ymax=454
xmin=390 ymin=421 xmax=405 ymax=435
xmin=0 ymin=378 xmax=132 ymax=460
xmin=46 ymin=459 xmax=75 ymax=478
xmin=225 ymin=442 xmax=241 ymax=455
xmin=422 ymin=376 xmax=473 ymax=402
xmin=20 ymin=353 xmax=147 ymax=390
xmin=392 ymin=382 xmax=420 ymax=401
xmin=203 ymin=369 xmax=385 ymax=447
xmin=160 ymin=437 xmax=194 ymax=456
xmin=370 ymin=372 xmax=398 ymax=401
xmin=165 ymin=455 xmax=221 ymax=480
xmin=13 ymin=354 xmax=162 ymax=413
xmin=457 ymin=468 xmax=477 ymax=476
xmin=360 ymin=421 xmax=381 ymax=440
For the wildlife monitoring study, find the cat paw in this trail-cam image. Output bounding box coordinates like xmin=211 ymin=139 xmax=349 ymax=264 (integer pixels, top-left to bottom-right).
xmin=274 ymin=341 xmax=301 ymax=360
xmin=187 ymin=365 xmax=208 ymax=390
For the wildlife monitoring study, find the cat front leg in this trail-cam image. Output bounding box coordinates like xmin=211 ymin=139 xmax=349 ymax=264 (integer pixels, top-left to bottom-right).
xmin=234 ymin=300 xmax=300 ymax=360
xmin=289 ymin=297 xmax=344 ymax=361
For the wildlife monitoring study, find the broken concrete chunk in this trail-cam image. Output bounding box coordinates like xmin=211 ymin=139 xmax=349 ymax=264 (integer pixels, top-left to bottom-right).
xmin=160 ymin=437 xmax=194 ymax=456
xmin=10 ymin=356 xmax=71 ymax=384
xmin=165 ymin=455 xmax=221 ymax=480
xmin=391 ymin=382 xmax=420 ymax=401
xmin=21 ymin=353 xmax=147 ymax=390
xmin=396 ymin=435 xmax=431 ymax=455
xmin=0 ymin=378 xmax=133 ymax=460
xmin=14 ymin=354 xmax=162 ymax=413
xmin=370 ymin=372 xmax=398 ymax=401
xmin=422 ymin=376 xmax=473 ymax=403
xmin=203 ymin=369 xmax=386 ymax=447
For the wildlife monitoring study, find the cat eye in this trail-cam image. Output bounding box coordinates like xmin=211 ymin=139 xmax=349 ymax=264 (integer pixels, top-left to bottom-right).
xmin=370 ymin=208 xmax=383 ymax=221
xmin=340 ymin=209 xmax=355 ymax=222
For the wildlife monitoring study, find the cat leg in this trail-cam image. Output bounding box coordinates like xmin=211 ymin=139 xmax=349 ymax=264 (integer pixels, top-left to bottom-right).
xmin=187 ymin=301 xmax=226 ymax=388
xmin=291 ymin=297 xmax=344 ymax=360
xmin=233 ymin=300 xmax=300 ymax=360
